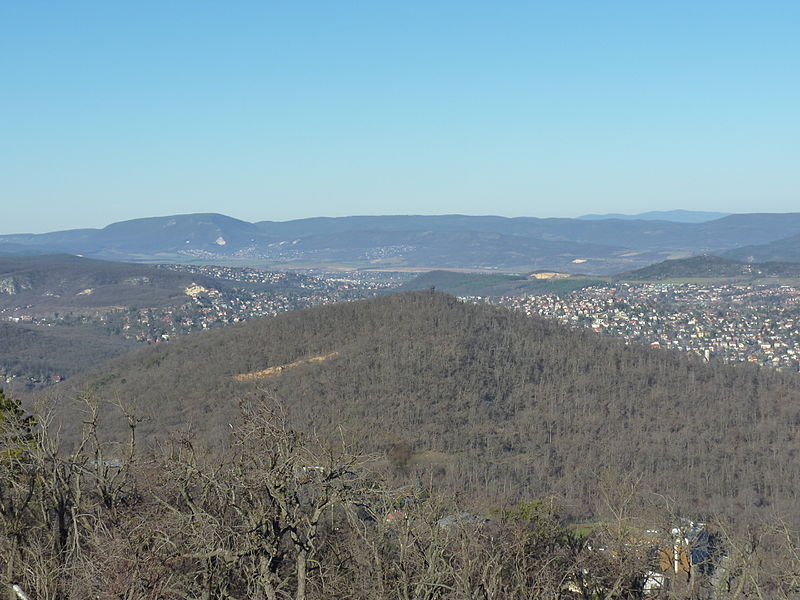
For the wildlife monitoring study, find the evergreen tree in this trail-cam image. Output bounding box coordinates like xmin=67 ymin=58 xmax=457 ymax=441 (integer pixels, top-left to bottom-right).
xmin=0 ymin=389 xmax=36 ymax=463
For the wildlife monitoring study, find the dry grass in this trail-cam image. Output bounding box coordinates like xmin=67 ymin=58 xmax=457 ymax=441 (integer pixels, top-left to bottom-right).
xmin=233 ymin=352 xmax=339 ymax=381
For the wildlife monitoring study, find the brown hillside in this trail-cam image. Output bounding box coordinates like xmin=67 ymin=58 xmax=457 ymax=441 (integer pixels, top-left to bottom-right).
xmin=48 ymin=291 xmax=800 ymax=523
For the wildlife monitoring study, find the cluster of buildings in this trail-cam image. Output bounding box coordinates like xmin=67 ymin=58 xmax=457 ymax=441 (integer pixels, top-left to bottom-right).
xmin=156 ymin=271 xmax=391 ymax=343
xmin=161 ymin=263 xmax=403 ymax=294
xmin=497 ymin=283 xmax=800 ymax=371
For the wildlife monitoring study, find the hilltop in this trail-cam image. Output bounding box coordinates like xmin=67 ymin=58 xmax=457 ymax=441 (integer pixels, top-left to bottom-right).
xmin=0 ymin=214 xmax=263 ymax=262
xmin=49 ymin=290 xmax=800 ymax=522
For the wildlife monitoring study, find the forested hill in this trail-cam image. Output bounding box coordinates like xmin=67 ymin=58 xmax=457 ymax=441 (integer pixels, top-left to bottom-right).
xmin=52 ymin=291 xmax=800 ymax=522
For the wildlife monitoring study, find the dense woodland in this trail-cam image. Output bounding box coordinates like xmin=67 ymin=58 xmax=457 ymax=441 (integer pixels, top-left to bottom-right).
xmin=0 ymin=323 xmax=134 ymax=383
xmin=42 ymin=291 xmax=800 ymax=529
xmin=3 ymin=390 xmax=800 ymax=599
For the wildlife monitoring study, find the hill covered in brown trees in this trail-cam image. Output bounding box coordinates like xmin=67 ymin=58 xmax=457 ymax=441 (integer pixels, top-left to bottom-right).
xmin=47 ymin=291 xmax=800 ymax=526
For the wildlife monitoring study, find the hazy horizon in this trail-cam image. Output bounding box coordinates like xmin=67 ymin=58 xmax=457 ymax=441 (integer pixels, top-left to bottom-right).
xmin=0 ymin=208 xmax=761 ymax=237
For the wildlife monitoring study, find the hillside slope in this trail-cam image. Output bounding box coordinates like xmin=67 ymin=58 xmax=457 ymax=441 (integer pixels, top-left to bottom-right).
xmin=51 ymin=291 xmax=800 ymax=521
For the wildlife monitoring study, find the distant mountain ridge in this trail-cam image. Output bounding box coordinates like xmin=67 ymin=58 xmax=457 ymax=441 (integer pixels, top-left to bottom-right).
xmin=3 ymin=212 xmax=800 ymax=274
xmin=578 ymin=209 xmax=729 ymax=223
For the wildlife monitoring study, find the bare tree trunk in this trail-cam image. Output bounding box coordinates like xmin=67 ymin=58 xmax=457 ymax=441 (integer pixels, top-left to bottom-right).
xmin=5 ymin=541 xmax=16 ymax=600
xmin=296 ymin=550 xmax=307 ymax=600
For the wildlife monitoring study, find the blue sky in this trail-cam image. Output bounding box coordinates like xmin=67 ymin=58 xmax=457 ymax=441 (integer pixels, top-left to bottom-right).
xmin=1 ymin=1 xmax=798 ymax=233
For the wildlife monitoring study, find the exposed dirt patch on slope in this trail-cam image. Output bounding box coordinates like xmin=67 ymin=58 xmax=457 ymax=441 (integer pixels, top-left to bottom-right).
xmin=233 ymin=352 xmax=339 ymax=381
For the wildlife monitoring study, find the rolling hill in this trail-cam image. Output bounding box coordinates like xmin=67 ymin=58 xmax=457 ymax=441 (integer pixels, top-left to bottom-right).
xmin=254 ymin=212 xmax=800 ymax=254
xmin=48 ymin=291 xmax=800 ymax=523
